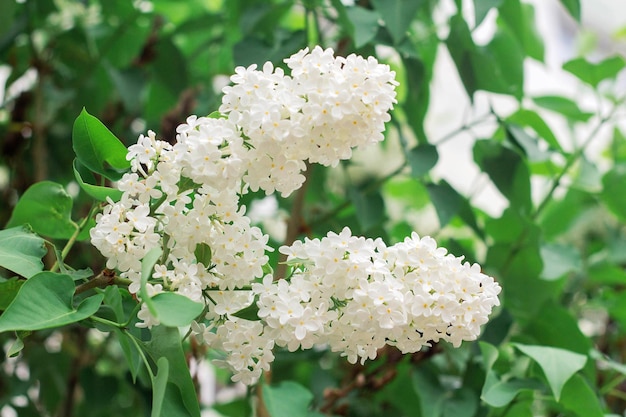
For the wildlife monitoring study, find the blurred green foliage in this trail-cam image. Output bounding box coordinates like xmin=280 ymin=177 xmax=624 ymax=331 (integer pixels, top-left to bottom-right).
xmin=2 ymin=0 xmax=626 ymax=416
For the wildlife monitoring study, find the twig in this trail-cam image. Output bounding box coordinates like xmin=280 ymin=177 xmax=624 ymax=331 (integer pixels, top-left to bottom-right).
xmin=75 ymin=269 xmax=127 ymax=295
xmin=274 ymin=163 xmax=313 ymax=280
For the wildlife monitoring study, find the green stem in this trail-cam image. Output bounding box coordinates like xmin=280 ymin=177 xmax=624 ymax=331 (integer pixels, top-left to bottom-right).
xmin=90 ymin=315 xmax=124 ymax=329
xmin=532 ymin=109 xmax=618 ymax=221
xmin=433 ymin=112 xmax=493 ymax=146
xmin=127 ymin=332 xmax=155 ymax=379
xmin=500 ymin=104 xmax=621 ymax=278
xmin=600 ymin=373 xmax=626 ymax=395
xmin=51 ymin=204 xmax=101 ymax=273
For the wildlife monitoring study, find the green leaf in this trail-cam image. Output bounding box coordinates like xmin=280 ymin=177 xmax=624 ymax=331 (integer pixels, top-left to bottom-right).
xmin=151 ymin=293 xmax=204 ymax=327
xmin=507 ymin=109 xmax=563 ymax=152
xmin=0 ymin=272 xmax=104 ymax=333
xmin=194 ymin=243 xmax=212 ymax=268
xmin=114 ymin=328 xmax=143 ymax=382
xmin=73 ymin=159 xmax=123 ymax=202
xmin=575 ymin=156 xmax=602 ymax=192
xmin=0 ymin=226 xmax=47 ymax=279
xmin=6 ymin=181 xmax=77 ymax=239
xmin=0 ymin=0 xmax=16 ymax=37
xmin=523 ymin=302 xmax=591 ymax=354
xmin=559 ymin=0 xmax=581 ymax=22
xmin=231 ymin=300 xmax=261 ymax=321
xmin=345 ymin=7 xmax=379 ymax=48
xmin=560 ymin=374 xmax=603 ymax=417
xmin=479 ymin=22 xmax=524 ymax=98
xmin=105 ymin=65 xmax=146 ymax=113
xmin=498 ymin=0 xmax=544 ymax=61
xmin=152 ymin=357 xmax=169 ymax=417
xmin=505 ymin=123 xmax=549 ymax=162
xmin=262 ymin=381 xmax=313 ymax=417
xmin=151 ymin=38 xmax=189 ymax=96
xmin=137 ymin=246 xmax=203 ymax=327
xmin=513 ymin=343 xmax=587 ymax=401
xmin=479 ymin=342 xmax=542 ymax=407
xmin=213 ymin=398 xmax=253 ymax=417
xmin=473 ymin=140 xmax=531 ymax=211
xmin=426 ymin=181 xmax=462 ymax=228
xmin=474 ymin=0 xmax=503 ymax=28
xmin=563 ymin=56 xmax=626 ymax=87
xmin=442 ymin=388 xmax=478 ymax=417
xmin=347 ymin=186 xmax=386 ymax=232
xmin=482 ymin=375 xmax=540 ymax=408
xmin=140 ymin=247 xmax=163 ymax=317
xmin=600 ymin=164 xmax=626 ymax=222
xmin=407 ymin=143 xmax=438 ymax=177
xmin=72 ymin=108 xmax=130 ymax=181
xmin=533 ymin=96 xmax=593 ymax=122
xmin=412 ymin=364 xmax=446 ymax=417
xmin=384 ymin=177 xmax=429 ymax=210
xmin=540 ymin=243 xmax=582 ymax=280
xmin=145 ymin=326 xmax=202 ymax=417
xmin=371 ymin=0 xmax=423 ymax=44
xmin=447 ymin=13 xmax=478 ymax=98
xmin=6 ymin=332 xmax=26 ymax=357
xmin=0 ymin=278 xmax=24 ymax=310
xmin=587 ymin=262 xmax=626 ymax=285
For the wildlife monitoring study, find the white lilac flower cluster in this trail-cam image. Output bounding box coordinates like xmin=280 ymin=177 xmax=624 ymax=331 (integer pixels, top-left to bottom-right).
xmin=90 ymin=46 xmax=501 ymax=385
xmin=193 ymin=228 xmax=501 ymax=383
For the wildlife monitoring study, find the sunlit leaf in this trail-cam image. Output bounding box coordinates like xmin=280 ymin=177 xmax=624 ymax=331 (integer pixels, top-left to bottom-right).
xmin=600 ymin=164 xmax=626 ymax=222
xmin=0 ymin=226 xmax=47 ymax=279
xmin=0 ymin=272 xmax=103 ymax=333
xmin=151 ymin=293 xmax=204 ymax=327
xmin=73 ymin=159 xmax=123 ymax=202
xmin=152 ymin=357 xmax=169 ymax=417
xmin=72 ymin=108 xmax=130 ymax=181
xmin=505 ymin=123 xmax=549 ymax=162
xmin=559 ymin=0 xmax=581 ymax=22
xmin=262 ymin=381 xmax=313 ymax=417
xmin=563 ymin=56 xmax=626 ymax=87
xmin=513 ymin=344 xmax=587 ymax=401
xmin=540 ymin=243 xmax=581 ymax=281
xmin=507 ymin=108 xmax=563 ymax=152
xmin=533 ymin=96 xmax=593 ymax=122
xmin=371 ymin=0 xmax=424 ymax=44
xmin=407 ymin=143 xmax=438 ymax=177
xmin=6 ymin=181 xmax=77 ymax=239
xmin=474 ymin=0 xmax=503 ymax=28
xmin=145 ymin=326 xmax=201 ymax=417
xmin=346 ymin=7 xmax=379 ymax=48
xmin=479 ymin=342 xmax=542 ymax=407
xmin=498 ymin=0 xmax=544 ymax=61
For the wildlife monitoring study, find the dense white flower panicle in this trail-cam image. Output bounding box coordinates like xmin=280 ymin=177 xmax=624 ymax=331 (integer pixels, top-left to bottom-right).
xmin=219 ymin=46 xmax=398 ymax=196
xmin=90 ymin=46 xmax=500 ymax=385
xmin=267 ymin=228 xmax=501 ymax=364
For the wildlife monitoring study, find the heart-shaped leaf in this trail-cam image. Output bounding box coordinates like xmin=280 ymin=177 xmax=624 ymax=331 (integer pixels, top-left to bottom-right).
xmin=0 ymin=272 xmax=103 ymax=332
xmin=0 ymin=226 xmax=47 ymax=279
